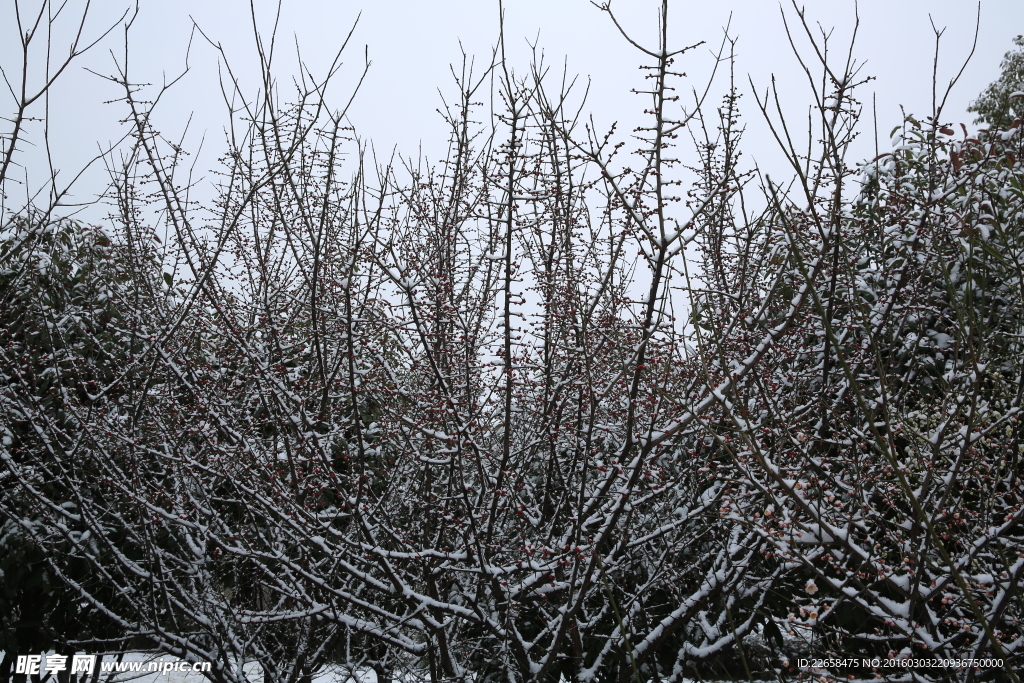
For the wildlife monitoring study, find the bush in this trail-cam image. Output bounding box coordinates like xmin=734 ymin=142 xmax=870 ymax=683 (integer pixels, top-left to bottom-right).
xmin=2 ymin=1 xmax=1022 ymax=681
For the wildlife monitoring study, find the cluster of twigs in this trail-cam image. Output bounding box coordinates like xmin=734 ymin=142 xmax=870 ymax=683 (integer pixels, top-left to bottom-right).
xmin=2 ymin=1 xmax=1022 ymax=681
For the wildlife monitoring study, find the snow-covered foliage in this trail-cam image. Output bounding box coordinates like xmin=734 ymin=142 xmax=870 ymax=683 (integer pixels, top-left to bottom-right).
xmin=2 ymin=2 xmax=1023 ymax=682
xmin=969 ymin=34 xmax=1024 ymax=131
xmin=702 ymin=116 xmax=1024 ymax=676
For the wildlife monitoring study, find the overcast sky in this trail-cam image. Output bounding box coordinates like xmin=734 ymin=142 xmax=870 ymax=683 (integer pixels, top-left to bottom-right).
xmin=2 ymin=0 xmax=1021 ymax=217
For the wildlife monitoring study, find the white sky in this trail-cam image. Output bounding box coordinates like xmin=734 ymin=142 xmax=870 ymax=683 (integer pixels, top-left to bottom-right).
xmin=2 ymin=0 xmax=1021 ymax=218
